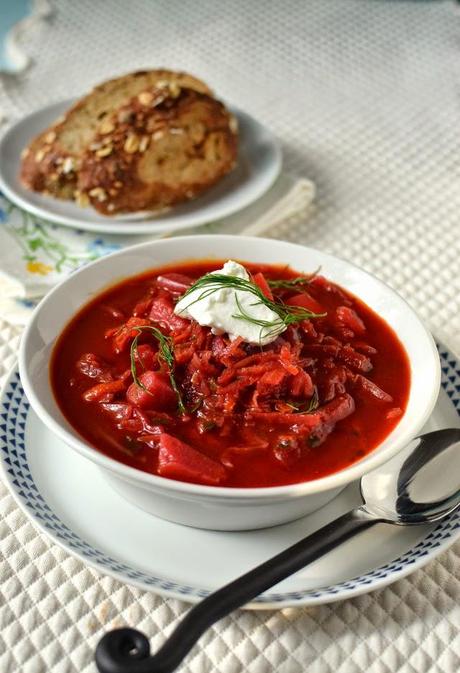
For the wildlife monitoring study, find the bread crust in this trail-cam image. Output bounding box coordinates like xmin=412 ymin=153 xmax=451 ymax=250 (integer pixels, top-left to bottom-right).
xmin=77 ymin=86 xmax=238 ymax=215
xmin=20 ymin=70 xmax=213 ymax=202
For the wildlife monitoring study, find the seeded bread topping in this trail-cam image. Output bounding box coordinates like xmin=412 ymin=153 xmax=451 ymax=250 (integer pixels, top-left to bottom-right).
xmin=19 ymin=69 xmax=237 ymax=215
xmin=77 ymin=85 xmax=237 ymax=215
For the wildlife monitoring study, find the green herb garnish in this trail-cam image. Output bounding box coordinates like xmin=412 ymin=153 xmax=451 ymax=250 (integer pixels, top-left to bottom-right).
xmin=303 ymin=388 xmax=320 ymax=414
xmin=130 ymin=326 xmax=185 ymax=414
xmin=188 ymin=399 xmax=203 ymax=414
xmin=267 ymin=268 xmax=320 ymax=290
xmin=177 ymin=273 xmax=326 ymax=342
xmin=201 ymin=420 xmax=218 ymax=432
xmin=285 ymin=388 xmax=319 ymax=414
xmin=233 ymin=294 xmax=285 ymax=341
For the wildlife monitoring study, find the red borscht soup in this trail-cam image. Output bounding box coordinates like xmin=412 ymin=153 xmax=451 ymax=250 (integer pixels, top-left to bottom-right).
xmin=51 ymin=260 xmax=410 ymax=488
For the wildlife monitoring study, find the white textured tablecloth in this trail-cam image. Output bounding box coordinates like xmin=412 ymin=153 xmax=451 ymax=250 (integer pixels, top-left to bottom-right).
xmin=0 ymin=1 xmax=459 ymax=671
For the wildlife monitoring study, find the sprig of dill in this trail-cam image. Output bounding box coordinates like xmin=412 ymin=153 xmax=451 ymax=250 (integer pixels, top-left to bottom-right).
xmin=129 ymin=326 xmax=185 ymax=414
xmin=267 ymin=267 xmax=321 ymax=290
xmin=233 ymin=295 xmax=286 ymax=340
xmin=177 ymin=273 xmax=326 ymax=342
xmin=285 ymin=388 xmax=319 ymax=414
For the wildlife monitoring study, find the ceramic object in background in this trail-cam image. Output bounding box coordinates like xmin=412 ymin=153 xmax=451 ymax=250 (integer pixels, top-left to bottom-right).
xmin=0 ymin=0 xmax=52 ymax=76
xmin=0 ymin=101 xmax=281 ymax=234
xmin=18 ymin=235 xmax=440 ymax=530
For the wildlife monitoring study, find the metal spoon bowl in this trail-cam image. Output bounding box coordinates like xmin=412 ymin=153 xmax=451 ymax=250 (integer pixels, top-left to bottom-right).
xmin=95 ymin=428 xmax=460 ymax=673
xmin=361 ymin=428 xmax=460 ymax=524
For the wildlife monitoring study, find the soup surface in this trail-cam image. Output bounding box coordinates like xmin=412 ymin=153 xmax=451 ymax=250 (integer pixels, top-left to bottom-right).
xmin=51 ymin=260 xmax=410 ymax=487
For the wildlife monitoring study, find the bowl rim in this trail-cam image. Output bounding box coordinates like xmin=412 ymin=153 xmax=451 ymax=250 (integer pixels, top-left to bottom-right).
xmin=19 ymin=234 xmax=441 ymax=499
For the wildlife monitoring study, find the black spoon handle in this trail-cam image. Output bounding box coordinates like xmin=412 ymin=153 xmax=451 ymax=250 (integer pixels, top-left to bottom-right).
xmin=95 ymin=508 xmax=376 ymax=673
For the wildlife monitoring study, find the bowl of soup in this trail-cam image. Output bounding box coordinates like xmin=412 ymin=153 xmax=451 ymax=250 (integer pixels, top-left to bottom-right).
xmin=19 ymin=236 xmax=440 ymax=530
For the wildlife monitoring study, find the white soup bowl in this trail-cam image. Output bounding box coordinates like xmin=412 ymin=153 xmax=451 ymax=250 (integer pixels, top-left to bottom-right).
xmin=19 ymin=236 xmax=440 ymax=530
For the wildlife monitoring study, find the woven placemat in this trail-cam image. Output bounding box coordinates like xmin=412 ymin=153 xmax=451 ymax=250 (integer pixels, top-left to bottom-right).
xmin=0 ymin=1 xmax=459 ymax=672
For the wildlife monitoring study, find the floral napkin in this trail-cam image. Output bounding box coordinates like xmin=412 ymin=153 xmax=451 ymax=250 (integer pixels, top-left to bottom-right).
xmin=0 ymin=174 xmax=315 ymax=325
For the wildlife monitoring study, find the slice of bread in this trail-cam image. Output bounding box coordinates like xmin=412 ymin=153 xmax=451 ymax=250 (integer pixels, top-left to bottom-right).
xmin=20 ymin=70 xmax=212 ymax=201
xmin=77 ymin=85 xmax=238 ymax=215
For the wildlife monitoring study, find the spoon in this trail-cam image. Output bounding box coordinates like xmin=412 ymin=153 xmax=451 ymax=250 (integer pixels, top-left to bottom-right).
xmin=95 ymin=428 xmax=460 ymax=673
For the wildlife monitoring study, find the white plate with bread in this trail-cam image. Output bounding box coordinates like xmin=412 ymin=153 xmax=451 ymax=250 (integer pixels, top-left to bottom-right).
xmin=0 ymin=70 xmax=281 ymax=234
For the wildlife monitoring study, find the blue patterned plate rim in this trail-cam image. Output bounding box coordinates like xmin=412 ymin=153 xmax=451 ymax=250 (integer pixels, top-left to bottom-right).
xmin=0 ymin=342 xmax=459 ymax=608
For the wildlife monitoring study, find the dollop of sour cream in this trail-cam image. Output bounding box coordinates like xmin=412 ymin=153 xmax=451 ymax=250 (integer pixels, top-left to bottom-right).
xmin=174 ymin=260 xmax=286 ymax=346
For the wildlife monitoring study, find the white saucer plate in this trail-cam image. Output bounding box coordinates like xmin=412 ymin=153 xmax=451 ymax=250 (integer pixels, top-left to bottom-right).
xmin=0 ymin=100 xmax=281 ymax=235
xmin=1 ymin=343 xmax=459 ymax=609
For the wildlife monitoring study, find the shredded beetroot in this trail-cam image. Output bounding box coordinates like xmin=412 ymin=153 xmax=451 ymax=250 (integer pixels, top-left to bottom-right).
xmin=51 ymin=260 xmax=410 ymax=488
xmin=83 ymin=379 xmax=126 ymax=402
xmin=149 ymin=294 xmax=189 ymax=333
xmin=156 ymin=273 xmax=193 ymax=296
